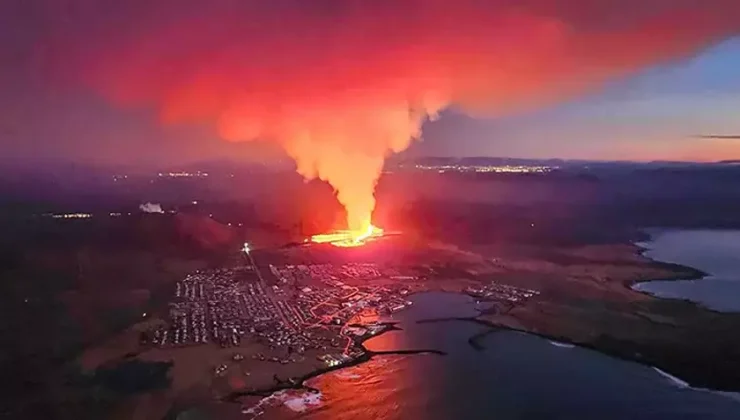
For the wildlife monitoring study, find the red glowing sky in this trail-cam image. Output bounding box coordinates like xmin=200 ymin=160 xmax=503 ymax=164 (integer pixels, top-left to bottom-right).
xmin=0 ymin=0 xmax=739 ymax=166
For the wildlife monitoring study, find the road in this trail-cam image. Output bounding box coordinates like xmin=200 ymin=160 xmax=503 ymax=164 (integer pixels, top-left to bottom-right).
xmin=241 ymin=248 xmax=293 ymax=329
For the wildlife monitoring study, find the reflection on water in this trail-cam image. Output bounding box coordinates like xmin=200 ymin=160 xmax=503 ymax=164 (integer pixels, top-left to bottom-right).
xmin=635 ymin=229 xmax=740 ymax=312
xmin=261 ymin=292 xmax=740 ymax=420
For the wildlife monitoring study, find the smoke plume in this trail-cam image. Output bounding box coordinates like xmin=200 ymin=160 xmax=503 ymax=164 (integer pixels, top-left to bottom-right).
xmin=44 ymin=0 xmax=740 ymax=232
xmin=139 ymin=202 xmax=164 ymax=214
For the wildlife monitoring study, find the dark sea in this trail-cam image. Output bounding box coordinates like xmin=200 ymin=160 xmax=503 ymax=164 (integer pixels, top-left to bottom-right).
xmin=634 ymin=229 xmax=740 ymax=312
xmin=249 ymin=292 xmax=740 ymax=420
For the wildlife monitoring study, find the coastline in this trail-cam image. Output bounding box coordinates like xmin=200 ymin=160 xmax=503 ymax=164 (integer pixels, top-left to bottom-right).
xmin=629 ymin=232 xmax=708 ymax=289
xmin=222 ymin=322 xmax=446 ymax=404
xmin=201 ymin=232 xmax=740 ymax=414
xmin=226 ymin=236 xmax=740 ymax=413
xmin=628 ymin=232 xmax=737 ymax=316
xmin=227 ymin=292 xmax=740 ymax=416
xmin=424 ymin=312 xmax=740 ymax=394
xmin=469 ymin=234 xmax=739 ymax=392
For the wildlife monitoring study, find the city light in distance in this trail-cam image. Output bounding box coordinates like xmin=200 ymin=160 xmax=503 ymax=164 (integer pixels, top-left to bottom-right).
xmin=49 ymin=213 xmax=92 ymax=219
xmin=413 ymin=164 xmax=556 ymax=174
xmin=157 ymin=171 xmax=209 ymax=178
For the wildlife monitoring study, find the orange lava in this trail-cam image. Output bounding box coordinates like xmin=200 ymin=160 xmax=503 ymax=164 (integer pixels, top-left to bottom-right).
xmin=311 ymin=224 xmax=384 ymax=247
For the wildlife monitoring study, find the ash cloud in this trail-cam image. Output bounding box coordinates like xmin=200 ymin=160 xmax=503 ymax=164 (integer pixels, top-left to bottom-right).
xmin=37 ymin=0 xmax=740 ymax=231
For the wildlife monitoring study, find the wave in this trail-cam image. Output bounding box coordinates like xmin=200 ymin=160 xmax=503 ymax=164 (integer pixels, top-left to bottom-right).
xmin=549 ymin=340 xmax=575 ymax=349
xmin=241 ymin=389 xmax=323 ymax=417
xmin=282 ymin=391 xmax=323 ymax=412
xmin=241 ymin=391 xmax=287 ymax=418
xmin=653 ymin=367 xmax=740 ymax=403
xmin=653 ymin=367 xmax=689 ymax=388
xmin=710 ymin=391 xmax=740 ymax=403
xmin=334 ymin=371 xmax=362 ymax=380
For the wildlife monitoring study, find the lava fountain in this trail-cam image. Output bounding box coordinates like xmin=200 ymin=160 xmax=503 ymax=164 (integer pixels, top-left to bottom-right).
xmin=311 ymin=224 xmax=384 ymax=247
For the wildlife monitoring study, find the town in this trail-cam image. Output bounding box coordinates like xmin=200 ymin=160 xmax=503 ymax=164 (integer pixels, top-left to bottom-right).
xmin=464 ymin=282 xmax=540 ymax=303
xmin=144 ymin=243 xmax=541 ymax=375
xmin=145 ymin=255 xmax=419 ymax=370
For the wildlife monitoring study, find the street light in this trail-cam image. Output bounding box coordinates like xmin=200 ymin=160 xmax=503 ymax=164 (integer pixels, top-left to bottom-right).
xmin=242 ymin=243 xmax=251 ymax=254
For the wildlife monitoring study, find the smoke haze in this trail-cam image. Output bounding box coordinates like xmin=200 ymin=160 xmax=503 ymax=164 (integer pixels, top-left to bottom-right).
xmin=39 ymin=0 xmax=740 ymax=231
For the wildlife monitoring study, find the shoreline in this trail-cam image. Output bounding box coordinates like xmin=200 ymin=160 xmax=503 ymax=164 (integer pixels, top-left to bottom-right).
xmin=226 ymin=243 xmax=739 ymax=412
xmin=414 ymin=231 xmax=740 ymax=393
xmin=222 ymin=322 xmax=446 ymax=404
xmin=420 ymin=314 xmax=740 ymax=393
xmin=630 ymin=238 xmax=708 ymax=289
xmin=628 ymin=235 xmax=727 ymax=315
xmin=221 ymin=231 xmax=740 ymax=411
xmin=467 ymin=234 xmax=738 ymax=392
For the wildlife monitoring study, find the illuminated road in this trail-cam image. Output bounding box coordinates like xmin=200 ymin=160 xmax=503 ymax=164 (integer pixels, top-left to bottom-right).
xmin=241 ymin=244 xmax=371 ymax=355
xmin=241 ymin=245 xmax=293 ymax=329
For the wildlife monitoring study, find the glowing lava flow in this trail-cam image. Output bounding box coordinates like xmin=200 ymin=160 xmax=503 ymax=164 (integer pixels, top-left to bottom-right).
xmin=311 ymin=225 xmax=384 ymax=247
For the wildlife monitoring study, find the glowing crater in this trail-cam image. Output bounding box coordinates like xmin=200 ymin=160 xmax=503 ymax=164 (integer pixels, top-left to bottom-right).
xmin=311 ymin=225 xmax=384 ymax=247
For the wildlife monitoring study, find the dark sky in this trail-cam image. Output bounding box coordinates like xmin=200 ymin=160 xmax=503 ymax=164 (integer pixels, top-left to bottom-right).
xmin=1 ymin=0 xmax=740 ymax=168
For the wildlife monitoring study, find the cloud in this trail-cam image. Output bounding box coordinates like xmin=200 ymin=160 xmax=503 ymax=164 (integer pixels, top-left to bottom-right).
xmin=696 ymin=135 xmax=740 ymax=140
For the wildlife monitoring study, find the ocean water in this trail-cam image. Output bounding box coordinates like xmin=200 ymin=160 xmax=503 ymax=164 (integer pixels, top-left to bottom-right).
xmin=256 ymin=292 xmax=740 ymax=420
xmin=634 ymin=229 xmax=740 ymax=312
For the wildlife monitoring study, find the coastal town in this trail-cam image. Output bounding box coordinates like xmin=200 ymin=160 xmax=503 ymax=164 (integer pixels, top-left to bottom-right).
xmin=144 ymin=237 xmax=547 ymax=369
xmin=144 ymin=249 xmax=424 ymax=374
xmin=464 ymin=282 xmax=540 ymax=303
xmin=68 ymin=232 xmax=732 ymax=420
xmin=129 ymin=237 xmax=547 ymax=414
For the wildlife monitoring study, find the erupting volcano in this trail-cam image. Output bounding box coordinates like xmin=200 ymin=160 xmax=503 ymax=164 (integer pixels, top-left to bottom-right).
xmin=46 ymin=1 xmax=740 ymax=242
xmin=311 ymin=224 xmax=384 ymax=248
